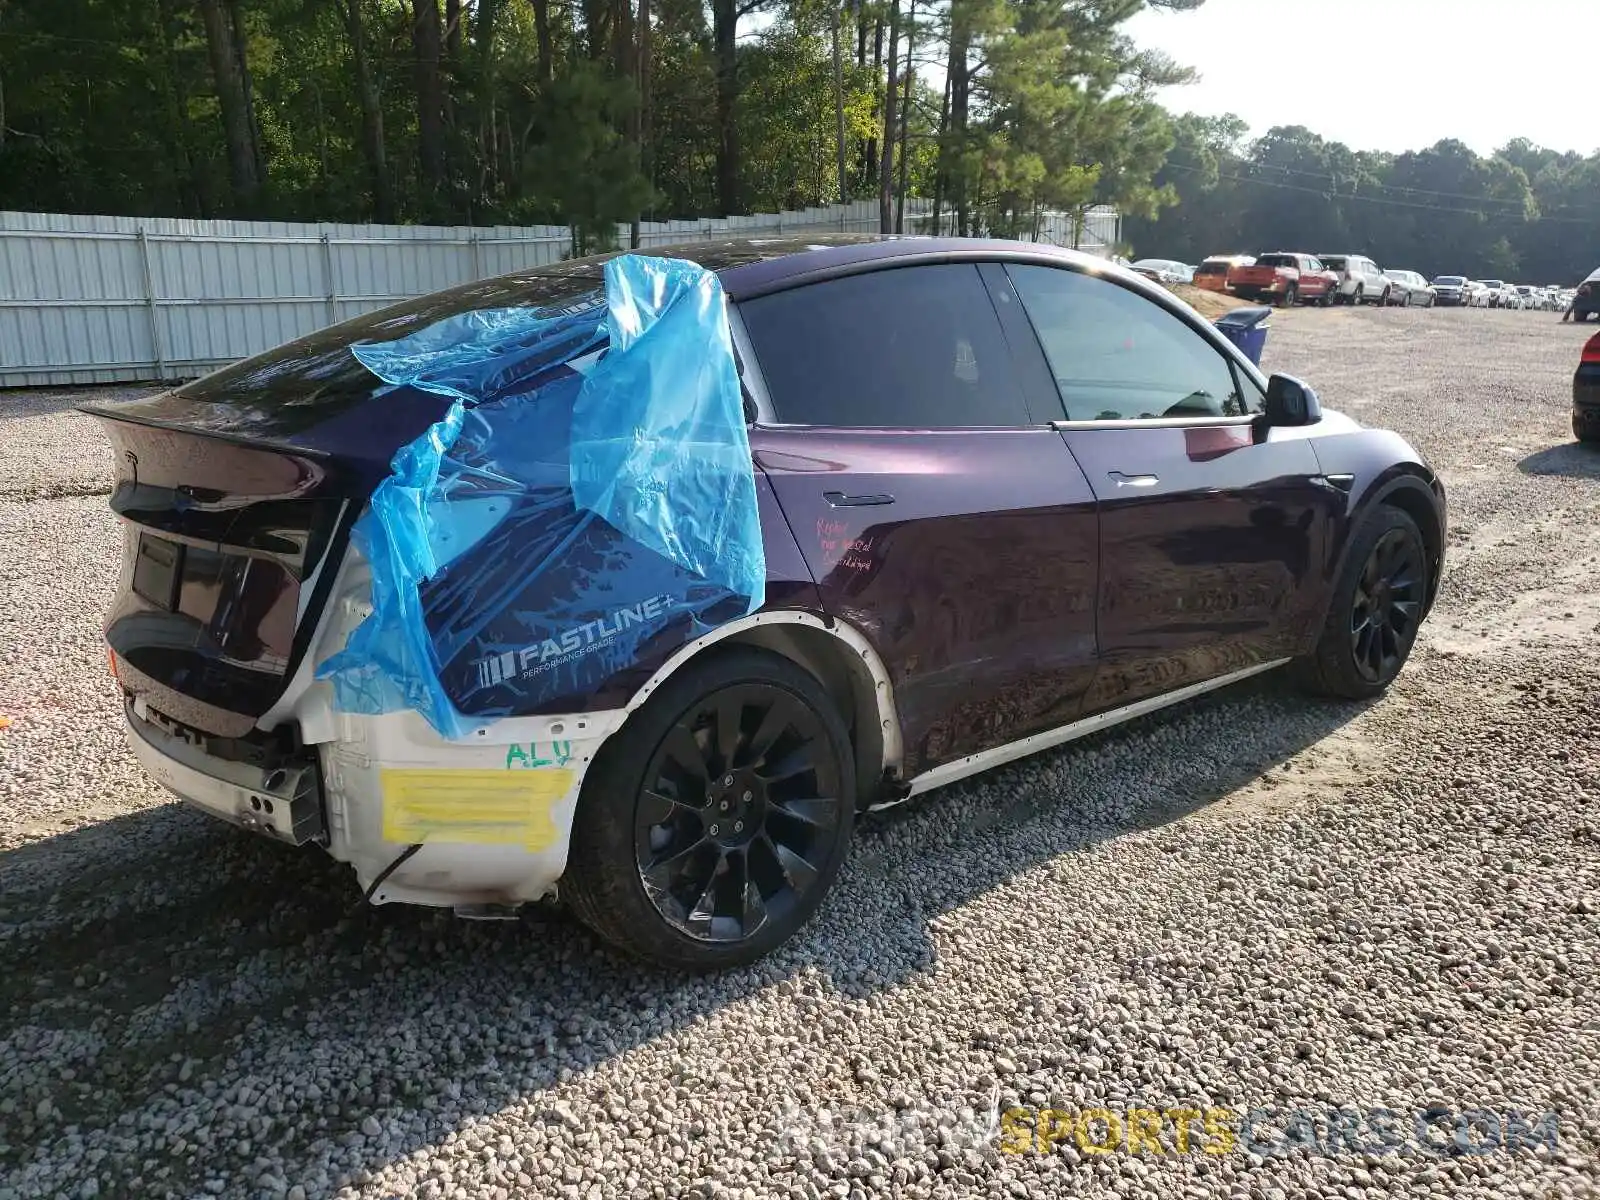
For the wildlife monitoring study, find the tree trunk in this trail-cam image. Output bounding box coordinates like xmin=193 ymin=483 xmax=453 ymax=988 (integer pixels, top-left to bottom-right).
xmin=529 ymin=0 xmax=553 ymax=85
xmin=831 ymin=0 xmax=847 ymax=203
xmin=947 ymin=0 xmax=970 ymax=236
xmin=340 ymin=0 xmax=394 ymax=222
xmin=712 ymin=0 xmax=739 ymax=215
xmin=877 ymin=0 xmax=899 ymax=233
xmin=413 ymin=0 xmax=447 ymax=206
xmin=895 ymin=0 xmax=914 ymax=233
xmin=862 ymin=16 xmax=882 ymax=195
xmin=931 ymin=63 xmax=950 ymax=233
xmin=445 ymin=0 xmax=463 ymax=58
xmin=153 ymin=0 xmax=205 ymax=216
xmin=226 ymin=0 xmax=266 ymax=184
xmin=471 ymin=0 xmax=502 ymax=211
xmin=195 ymin=0 xmax=261 ymax=208
xmin=631 ymin=0 xmax=653 ymax=246
xmin=583 ymin=0 xmax=610 ymax=61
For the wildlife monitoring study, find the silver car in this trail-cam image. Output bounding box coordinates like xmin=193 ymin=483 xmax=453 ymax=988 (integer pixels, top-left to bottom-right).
xmin=1382 ymin=270 xmax=1435 ymax=307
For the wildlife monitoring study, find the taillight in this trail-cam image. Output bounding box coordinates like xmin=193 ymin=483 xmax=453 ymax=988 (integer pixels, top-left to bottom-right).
xmin=1582 ymin=333 xmax=1600 ymax=364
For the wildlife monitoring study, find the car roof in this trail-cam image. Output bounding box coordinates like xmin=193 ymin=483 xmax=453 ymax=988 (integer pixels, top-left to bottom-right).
xmin=527 ymin=234 xmax=1141 ymax=301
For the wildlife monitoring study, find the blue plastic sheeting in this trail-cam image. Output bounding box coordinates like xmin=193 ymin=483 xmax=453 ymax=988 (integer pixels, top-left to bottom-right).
xmin=317 ymin=254 xmax=766 ymax=739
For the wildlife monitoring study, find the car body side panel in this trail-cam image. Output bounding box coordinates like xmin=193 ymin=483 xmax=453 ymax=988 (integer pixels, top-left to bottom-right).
xmin=1058 ymin=423 xmax=1336 ymax=712
xmin=506 ymin=472 xmax=825 ymax=715
xmin=753 ymin=426 xmax=1100 ymax=778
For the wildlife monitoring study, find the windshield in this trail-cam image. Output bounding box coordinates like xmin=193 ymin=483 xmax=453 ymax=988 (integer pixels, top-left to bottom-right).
xmin=1257 ymin=254 xmax=1296 ymax=268
xmin=1482 ymin=280 xmax=1505 ymax=289
xmin=1434 ymin=276 xmax=1465 ymax=286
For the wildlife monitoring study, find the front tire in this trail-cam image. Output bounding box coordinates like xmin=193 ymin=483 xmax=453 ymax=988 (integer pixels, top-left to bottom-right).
xmin=1296 ymin=506 xmax=1430 ymax=700
xmin=563 ymin=647 xmax=856 ymax=971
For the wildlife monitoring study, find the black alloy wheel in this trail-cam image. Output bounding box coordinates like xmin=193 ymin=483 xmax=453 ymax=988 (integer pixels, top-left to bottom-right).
xmin=563 ymin=648 xmax=855 ymax=970
xmin=1295 ymin=505 xmax=1430 ymax=700
xmin=633 ymin=681 xmax=844 ymax=944
xmin=1349 ymin=528 xmax=1424 ymax=684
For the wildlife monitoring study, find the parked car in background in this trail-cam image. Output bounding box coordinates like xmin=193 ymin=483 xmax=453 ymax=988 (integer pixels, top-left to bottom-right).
xmin=1513 ymin=285 xmax=1540 ymax=310
xmin=1571 ymin=268 xmax=1600 ymax=322
xmin=1382 ymin=270 xmax=1435 ymax=307
xmin=1476 ymin=279 xmax=1510 ymax=308
xmin=1431 ymin=275 xmax=1469 ymax=306
xmin=81 ymin=235 xmax=1448 ymax=969
xmin=1574 ymin=328 xmax=1600 ymax=441
xmin=1228 ymin=252 xmax=1338 ymax=307
xmin=1131 ymin=258 xmax=1194 ymax=285
xmin=1463 ymin=281 xmax=1488 ymax=307
xmin=1320 ymin=254 xmax=1390 ymax=305
xmin=1193 ymin=254 xmax=1253 ymax=294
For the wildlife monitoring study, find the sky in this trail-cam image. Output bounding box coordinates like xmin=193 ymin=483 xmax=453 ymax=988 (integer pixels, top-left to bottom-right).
xmin=1123 ymin=0 xmax=1600 ymax=157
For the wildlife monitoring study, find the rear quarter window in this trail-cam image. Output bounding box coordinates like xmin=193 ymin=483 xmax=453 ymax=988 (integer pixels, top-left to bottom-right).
xmin=738 ymin=264 xmax=1033 ymax=428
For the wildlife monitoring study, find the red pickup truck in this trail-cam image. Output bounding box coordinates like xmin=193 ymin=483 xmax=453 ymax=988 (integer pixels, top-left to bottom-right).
xmin=1227 ymin=252 xmax=1338 ymax=307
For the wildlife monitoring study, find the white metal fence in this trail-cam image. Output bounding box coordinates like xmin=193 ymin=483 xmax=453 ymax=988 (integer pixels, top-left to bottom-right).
xmin=0 ymin=201 xmax=1119 ymax=387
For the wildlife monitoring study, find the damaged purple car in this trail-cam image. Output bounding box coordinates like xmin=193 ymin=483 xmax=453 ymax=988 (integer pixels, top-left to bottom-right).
xmin=87 ymin=237 xmax=1446 ymax=971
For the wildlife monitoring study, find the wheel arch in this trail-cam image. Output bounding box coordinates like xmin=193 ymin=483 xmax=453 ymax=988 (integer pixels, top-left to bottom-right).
xmin=621 ymin=611 xmax=904 ymax=809
xmin=1329 ymin=470 xmax=1445 ymax=620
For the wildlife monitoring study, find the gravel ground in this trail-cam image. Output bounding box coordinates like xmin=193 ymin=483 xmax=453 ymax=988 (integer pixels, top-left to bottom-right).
xmin=1 ymin=307 xmax=1597 ymax=1200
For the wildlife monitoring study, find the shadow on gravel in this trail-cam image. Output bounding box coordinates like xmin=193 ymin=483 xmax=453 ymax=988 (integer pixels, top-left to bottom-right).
xmin=1517 ymin=442 xmax=1600 ymax=479
xmin=0 ymin=673 xmax=1369 ymax=1194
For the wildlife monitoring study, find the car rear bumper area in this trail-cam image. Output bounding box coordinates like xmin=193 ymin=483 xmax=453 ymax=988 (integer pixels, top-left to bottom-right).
xmin=123 ymin=696 xmax=326 ymax=843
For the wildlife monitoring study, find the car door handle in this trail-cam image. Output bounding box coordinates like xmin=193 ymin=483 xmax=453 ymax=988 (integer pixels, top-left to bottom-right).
xmin=823 ymin=490 xmax=895 ymax=507
xmin=1107 ymin=471 xmax=1159 ymax=488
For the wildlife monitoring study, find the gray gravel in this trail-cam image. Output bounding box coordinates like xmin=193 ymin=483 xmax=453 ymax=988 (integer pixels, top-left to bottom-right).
xmin=1 ymin=308 xmax=1598 ymax=1199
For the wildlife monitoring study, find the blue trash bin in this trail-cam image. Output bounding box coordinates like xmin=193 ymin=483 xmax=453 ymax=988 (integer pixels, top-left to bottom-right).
xmin=1213 ymin=305 xmax=1273 ymax=366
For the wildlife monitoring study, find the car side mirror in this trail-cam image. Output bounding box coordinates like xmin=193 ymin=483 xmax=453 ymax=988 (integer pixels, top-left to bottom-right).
xmin=1262 ymin=373 xmax=1323 ymax=427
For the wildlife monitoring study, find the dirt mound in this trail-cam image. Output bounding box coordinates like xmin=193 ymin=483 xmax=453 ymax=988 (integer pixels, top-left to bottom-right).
xmin=1165 ymin=282 xmax=1252 ymax=320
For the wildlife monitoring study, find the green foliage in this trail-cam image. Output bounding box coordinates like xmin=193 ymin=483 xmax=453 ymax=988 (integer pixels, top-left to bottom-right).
xmin=1126 ymin=119 xmax=1600 ymax=283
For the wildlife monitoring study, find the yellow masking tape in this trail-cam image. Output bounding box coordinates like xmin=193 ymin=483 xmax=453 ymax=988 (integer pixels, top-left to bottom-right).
xmin=379 ymin=768 xmax=575 ymax=851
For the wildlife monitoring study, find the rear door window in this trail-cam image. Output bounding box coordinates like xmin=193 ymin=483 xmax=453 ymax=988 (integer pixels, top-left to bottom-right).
xmin=739 ymin=264 xmax=1035 ymax=427
xmin=1006 ymin=263 xmax=1253 ymax=422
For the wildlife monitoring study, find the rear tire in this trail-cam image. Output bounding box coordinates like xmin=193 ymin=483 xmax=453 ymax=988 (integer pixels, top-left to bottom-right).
xmin=1295 ymin=506 xmax=1430 ymax=701
xmin=1576 ymin=415 xmax=1600 ymax=443
xmin=1353 ymin=286 xmax=1365 ymax=307
xmin=1279 ymin=283 xmax=1298 ymax=308
xmin=563 ymin=647 xmax=856 ymax=971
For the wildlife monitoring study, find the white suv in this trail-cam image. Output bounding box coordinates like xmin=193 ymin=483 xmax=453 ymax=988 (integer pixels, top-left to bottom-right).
xmin=1319 ymin=254 xmax=1390 ymax=305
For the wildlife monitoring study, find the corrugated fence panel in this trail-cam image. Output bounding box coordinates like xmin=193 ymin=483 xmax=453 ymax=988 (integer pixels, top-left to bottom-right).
xmin=0 ymin=204 xmax=1116 ymax=386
